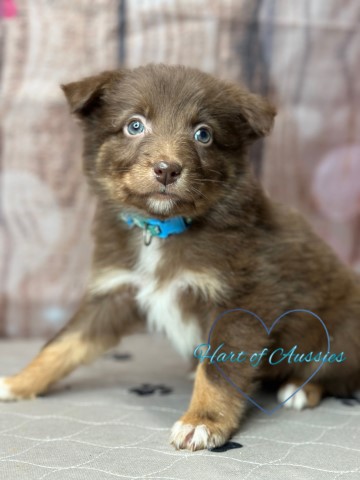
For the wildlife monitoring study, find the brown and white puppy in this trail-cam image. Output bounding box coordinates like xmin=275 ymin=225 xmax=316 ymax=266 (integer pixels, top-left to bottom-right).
xmin=1 ymin=64 xmax=359 ymax=451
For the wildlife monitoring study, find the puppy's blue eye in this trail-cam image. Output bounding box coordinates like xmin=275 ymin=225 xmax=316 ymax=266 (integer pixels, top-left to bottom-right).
xmin=127 ymin=120 xmax=145 ymax=135
xmin=194 ymin=127 xmax=212 ymax=145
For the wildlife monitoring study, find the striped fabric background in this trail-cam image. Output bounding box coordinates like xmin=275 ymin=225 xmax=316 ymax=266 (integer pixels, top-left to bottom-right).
xmin=1 ymin=0 xmax=359 ymax=337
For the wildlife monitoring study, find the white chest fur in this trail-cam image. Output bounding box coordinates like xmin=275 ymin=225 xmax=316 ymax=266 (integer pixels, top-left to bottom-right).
xmin=135 ymin=239 xmax=202 ymax=357
xmin=90 ymin=238 xmax=224 ymax=358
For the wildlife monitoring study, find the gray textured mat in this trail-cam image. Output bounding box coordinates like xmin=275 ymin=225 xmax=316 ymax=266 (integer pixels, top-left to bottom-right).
xmin=0 ymin=335 xmax=359 ymax=479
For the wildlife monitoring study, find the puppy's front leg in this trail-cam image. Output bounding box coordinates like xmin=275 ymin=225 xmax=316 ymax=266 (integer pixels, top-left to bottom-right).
xmin=0 ymin=288 xmax=142 ymax=401
xmin=170 ymin=361 xmax=246 ymax=451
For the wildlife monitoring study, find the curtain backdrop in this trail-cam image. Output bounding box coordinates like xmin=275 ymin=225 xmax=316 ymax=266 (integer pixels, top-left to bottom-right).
xmin=1 ymin=0 xmax=359 ymax=337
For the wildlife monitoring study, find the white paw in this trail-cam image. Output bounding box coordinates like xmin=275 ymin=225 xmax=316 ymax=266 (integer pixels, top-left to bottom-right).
xmin=0 ymin=377 xmax=17 ymax=401
xmin=170 ymin=420 xmax=225 ymax=451
xmin=277 ymin=383 xmax=308 ymax=410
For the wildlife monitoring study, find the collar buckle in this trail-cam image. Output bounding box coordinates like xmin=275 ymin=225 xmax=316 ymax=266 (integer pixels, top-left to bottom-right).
xmin=143 ymin=225 xmax=153 ymax=246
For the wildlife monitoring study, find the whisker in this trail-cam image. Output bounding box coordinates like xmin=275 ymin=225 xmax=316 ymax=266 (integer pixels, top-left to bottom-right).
xmin=184 ymin=188 xmax=197 ymax=203
xmin=207 ymin=168 xmax=223 ymax=176
xmin=190 ymin=186 xmax=209 ymax=201
xmin=194 ymin=178 xmax=225 ymax=185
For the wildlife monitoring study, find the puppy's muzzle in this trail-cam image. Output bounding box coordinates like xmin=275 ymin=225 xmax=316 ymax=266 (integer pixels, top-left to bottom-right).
xmin=153 ymin=161 xmax=182 ymax=186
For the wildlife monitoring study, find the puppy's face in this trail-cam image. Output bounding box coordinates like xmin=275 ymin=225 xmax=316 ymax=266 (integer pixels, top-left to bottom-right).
xmin=62 ymin=65 xmax=275 ymax=219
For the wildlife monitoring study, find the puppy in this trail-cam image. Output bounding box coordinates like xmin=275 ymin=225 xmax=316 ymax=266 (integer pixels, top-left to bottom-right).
xmin=1 ymin=64 xmax=359 ymax=451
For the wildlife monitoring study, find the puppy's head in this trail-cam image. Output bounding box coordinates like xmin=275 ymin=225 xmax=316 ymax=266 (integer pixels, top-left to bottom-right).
xmin=62 ymin=64 xmax=275 ymax=219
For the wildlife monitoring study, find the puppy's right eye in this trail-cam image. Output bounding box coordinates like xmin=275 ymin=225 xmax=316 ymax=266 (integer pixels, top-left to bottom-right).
xmin=194 ymin=125 xmax=213 ymax=145
xmin=126 ymin=120 xmax=145 ymax=136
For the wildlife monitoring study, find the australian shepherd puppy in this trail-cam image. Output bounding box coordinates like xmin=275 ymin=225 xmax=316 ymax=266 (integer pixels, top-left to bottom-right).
xmin=1 ymin=64 xmax=359 ymax=451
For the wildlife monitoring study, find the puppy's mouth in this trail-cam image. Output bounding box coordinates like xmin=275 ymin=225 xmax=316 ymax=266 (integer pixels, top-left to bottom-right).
xmin=147 ymin=182 xmax=184 ymax=201
xmin=150 ymin=191 xmax=179 ymax=200
xmin=145 ymin=188 xmax=194 ymax=216
xmin=121 ymin=184 xmax=200 ymax=218
xmin=153 ymin=181 xmax=177 ymax=194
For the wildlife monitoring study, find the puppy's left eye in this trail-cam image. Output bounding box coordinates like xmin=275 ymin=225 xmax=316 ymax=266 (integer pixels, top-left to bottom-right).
xmin=127 ymin=120 xmax=145 ymax=135
xmin=124 ymin=115 xmax=148 ymax=137
xmin=194 ymin=126 xmax=212 ymax=145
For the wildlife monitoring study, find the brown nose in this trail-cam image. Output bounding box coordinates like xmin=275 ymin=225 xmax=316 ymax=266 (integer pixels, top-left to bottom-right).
xmin=153 ymin=161 xmax=182 ymax=186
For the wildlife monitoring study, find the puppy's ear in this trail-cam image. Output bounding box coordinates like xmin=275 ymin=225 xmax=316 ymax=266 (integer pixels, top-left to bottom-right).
xmin=226 ymin=84 xmax=276 ymax=140
xmin=240 ymin=92 xmax=276 ymax=139
xmin=61 ymin=70 xmax=123 ymax=118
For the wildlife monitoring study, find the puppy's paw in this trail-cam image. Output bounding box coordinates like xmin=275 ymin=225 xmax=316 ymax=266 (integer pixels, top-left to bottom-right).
xmin=0 ymin=377 xmax=17 ymax=401
xmin=277 ymin=381 xmax=323 ymax=410
xmin=277 ymin=383 xmax=308 ymax=410
xmin=0 ymin=377 xmax=33 ymax=401
xmin=170 ymin=417 xmax=229 ymax=451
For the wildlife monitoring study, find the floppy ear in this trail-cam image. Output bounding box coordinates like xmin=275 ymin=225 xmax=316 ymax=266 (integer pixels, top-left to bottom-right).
xmin=225 ymin=84 xmax=277 ymax=140
xmin=61 ymin=70 xmax=121 ymax=118
xmin=239 ymin=92 xmax=276 ymax=139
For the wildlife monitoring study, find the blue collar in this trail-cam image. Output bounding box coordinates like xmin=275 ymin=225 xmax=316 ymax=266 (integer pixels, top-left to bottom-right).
xmin=119 ymin=213 xmax=192 ymax=245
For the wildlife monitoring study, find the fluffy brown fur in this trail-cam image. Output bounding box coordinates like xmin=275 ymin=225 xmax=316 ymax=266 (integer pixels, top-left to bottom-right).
xmin=1 ymin=64 xmax=359 ymax=450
